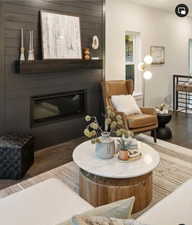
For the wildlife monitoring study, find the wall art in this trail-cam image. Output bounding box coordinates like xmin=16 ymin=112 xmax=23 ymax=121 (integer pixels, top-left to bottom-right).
xmin=41 ymin=11 xmax=82 ymax=59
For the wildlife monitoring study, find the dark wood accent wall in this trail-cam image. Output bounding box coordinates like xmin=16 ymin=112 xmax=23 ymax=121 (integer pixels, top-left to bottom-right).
xmin=0 ymin=0 xmax=105 ymax=150
xmin=0 ymin=3 xmax=6 ymax=134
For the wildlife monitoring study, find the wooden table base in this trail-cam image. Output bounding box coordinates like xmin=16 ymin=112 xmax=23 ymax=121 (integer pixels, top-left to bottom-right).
xmin=79 ymin=169 xmax=152 ymax=213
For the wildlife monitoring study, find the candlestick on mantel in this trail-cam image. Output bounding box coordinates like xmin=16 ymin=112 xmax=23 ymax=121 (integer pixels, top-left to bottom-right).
xmin=28 ymin=30 xmax=35 ymax=61
xmin=20 ymin=28 xmax=25 ymax=61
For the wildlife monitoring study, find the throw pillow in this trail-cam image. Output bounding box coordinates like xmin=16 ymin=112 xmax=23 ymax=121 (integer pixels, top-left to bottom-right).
xmin=111 ymin=95 xmax=142 ymax=115
xmin=80 ymin=197 xmax=135 ymax=219
xmin=72 ymin=216 xmax=147 ymax=225
xmin=57 ymin=197 xmax=135 ymax=225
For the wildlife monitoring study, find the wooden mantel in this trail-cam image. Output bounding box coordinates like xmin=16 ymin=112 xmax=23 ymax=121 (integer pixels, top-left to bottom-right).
xmin=15 ymin=59 xmax=103 ymax=74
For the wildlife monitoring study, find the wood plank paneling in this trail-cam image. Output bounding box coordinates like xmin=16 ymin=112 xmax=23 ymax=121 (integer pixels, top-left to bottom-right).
xmin=0 ymin=0 xmax=104 ymax=150
xmin=0 ymin=3 xmax=6 ymax=136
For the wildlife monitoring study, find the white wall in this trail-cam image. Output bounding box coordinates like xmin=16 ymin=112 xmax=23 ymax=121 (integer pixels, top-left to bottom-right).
xmin=105 ymin=0 xmax=192 ymax=106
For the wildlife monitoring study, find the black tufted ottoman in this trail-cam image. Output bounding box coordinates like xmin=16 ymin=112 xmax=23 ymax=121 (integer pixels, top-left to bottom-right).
xmin=0 ymin=134 xmax=34 ymax=179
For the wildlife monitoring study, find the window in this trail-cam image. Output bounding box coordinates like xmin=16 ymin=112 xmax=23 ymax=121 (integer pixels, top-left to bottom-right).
xmin=125 ymin=34 xmax=135 ymax=82
xmin=125 ymin=32 xmax=142 ymax=95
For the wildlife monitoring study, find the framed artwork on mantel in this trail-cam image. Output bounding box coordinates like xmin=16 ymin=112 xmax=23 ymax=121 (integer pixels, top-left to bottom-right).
xmin=40 ymin=10 xmax=82 ymax=60
xmin=150 ymin=46 xmax=165 ymax=64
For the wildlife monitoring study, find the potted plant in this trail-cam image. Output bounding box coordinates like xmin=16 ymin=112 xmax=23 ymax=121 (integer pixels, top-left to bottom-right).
xmin=117 ymin=135 xmax=129 ymax=160
xmin=83 ymin=107 xmax=132 ymax=159
xmin=83 ymin=112 xmax=115 ymax=159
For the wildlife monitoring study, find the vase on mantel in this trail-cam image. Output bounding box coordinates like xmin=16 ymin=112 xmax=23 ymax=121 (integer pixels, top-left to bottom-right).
xmin=95 ymin=132 xmax=115 ymax=159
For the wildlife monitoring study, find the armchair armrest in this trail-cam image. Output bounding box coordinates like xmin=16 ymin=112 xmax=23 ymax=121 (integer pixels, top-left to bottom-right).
xmin=140 ymin=107 xmax=157 ymax=115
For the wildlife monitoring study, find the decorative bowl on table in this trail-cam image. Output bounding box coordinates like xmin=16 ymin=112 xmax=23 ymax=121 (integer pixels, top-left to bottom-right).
xmin=128 ymin=149 xmax=142 ymax=158
xmin=117 ymin=149 xmax=142 ymax=162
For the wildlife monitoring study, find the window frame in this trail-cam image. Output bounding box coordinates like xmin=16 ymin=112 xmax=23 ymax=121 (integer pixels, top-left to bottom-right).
xmin=125 ymin=33 xmax=137 ymax=66
xmin=125 ymin=31 xmax=142 ymax=95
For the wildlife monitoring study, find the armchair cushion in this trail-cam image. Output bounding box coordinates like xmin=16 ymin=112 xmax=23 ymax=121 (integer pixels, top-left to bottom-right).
xmin=127 ymin=114 xmax=157 ymax=129
xmin=140 ymin=107 xmax=157 ymax=115
xmin=111 ymin=95 xmax=141 ymax=115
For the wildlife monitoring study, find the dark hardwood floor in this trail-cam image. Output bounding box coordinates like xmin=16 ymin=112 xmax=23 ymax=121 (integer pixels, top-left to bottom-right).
xmin=168 ymin=111 xmax=192 ymax=149
xmin=0 ymin=137 xmax=85 ymax=190
xmin=0 ymin=111 xmax=191 ymax=191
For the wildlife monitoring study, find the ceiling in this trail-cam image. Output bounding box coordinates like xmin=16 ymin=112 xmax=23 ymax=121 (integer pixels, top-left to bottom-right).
xmin=128 ymin=0 xmax=192 ymax=16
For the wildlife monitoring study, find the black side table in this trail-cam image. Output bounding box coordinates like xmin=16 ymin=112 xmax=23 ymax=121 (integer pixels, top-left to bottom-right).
xmin=156 ymin=113 xmax=172 ymax=140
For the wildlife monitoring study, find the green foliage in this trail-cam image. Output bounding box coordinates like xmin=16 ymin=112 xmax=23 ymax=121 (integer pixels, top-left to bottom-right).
xmin=117 ymin=138 xmax=129 ymax=151
xmin=83 ymin=106 xmax=132 ymax=144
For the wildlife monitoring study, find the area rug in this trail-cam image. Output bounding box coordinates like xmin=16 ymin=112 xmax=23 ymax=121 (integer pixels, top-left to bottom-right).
xmin=0 ymin=135 xmax=192 ymax=217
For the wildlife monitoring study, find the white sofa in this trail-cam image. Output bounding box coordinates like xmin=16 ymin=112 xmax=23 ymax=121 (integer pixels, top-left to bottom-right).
xmin=0 ymin=179 xmax=93 ymax=225
xmin=0 ymin=178 xmax=191 ymax=225
xmin=138 ymin=179 xmax=192 ymax=225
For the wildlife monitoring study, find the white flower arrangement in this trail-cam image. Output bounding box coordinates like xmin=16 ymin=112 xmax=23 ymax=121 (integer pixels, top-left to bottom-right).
xmin=84 ymin=107 xmax=132 ymax=145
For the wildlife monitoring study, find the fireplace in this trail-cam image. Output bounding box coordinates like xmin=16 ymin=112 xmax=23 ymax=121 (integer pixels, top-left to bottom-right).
xmin=31 ymin=90 xmax=87 ymax=127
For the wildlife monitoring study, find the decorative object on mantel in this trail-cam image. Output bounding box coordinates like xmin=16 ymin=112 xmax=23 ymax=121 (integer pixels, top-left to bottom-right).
xmin=40 ymin=10 xmax=82 ymax=59
xmin=20 ymin=28 xmax=25 ymax=61
xmin=91 ymin=35 xmax=100 ymax=60
xmin=92 ymin=35 xmax=99 ymax=50
xmin=83 ymin=107 xmax=131 ymax=159
xmin=28 ymin=30 xmax=35 ymax=61
xmin=83 ymin=48 xmax=91 ymax=60
xmin=150 ymin=46 xmax=165 ymax=64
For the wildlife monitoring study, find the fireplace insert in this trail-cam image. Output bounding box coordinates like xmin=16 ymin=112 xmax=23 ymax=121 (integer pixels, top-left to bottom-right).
xmin=31 ymin=90 xmax=87 ymax=127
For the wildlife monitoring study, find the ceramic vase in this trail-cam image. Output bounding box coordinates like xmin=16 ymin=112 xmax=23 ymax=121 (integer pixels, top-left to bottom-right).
xmin=95 ymin=132 xmax=115 ymax=159
xmin=83 ymin=48 xmax=91 ymax=60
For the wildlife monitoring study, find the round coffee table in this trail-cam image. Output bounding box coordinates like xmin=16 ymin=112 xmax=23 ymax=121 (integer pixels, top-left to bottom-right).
xmin=73 ymin=140 xmax=160 ymax=213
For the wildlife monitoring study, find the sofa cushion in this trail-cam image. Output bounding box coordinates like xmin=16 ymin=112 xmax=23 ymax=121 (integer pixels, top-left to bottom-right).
xmin=72 ymin=216 xmax=147 ymax=225
xmin=127 ymin=114 xmax=157 ymax=129
xmin=58 ymin=197 xmax=135 ymax=225
xmin=0 ymin=178 xmax=93 ymax=225
xmin=137 ymin=179 xmax=192 ymax=225
xmin=111 ymin=95 xmax=141 ymax=115
xmin=78 ymin=197 xmax=135 ymax=219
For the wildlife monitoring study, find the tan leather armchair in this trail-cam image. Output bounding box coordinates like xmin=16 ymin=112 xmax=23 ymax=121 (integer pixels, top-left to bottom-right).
xmin=101 ymin=80 xmax=158 ymax=142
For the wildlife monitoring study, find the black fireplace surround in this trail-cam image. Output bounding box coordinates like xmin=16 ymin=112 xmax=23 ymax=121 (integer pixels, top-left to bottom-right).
xmin=31 ymin=90 xmax=87 ymax=127
xmin=0 ymin=0 xmax=104 ymax=150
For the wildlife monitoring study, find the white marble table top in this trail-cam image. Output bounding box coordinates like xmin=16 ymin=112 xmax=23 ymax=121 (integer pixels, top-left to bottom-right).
xmin=73 ymin=140 xmax=160 ymax=179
